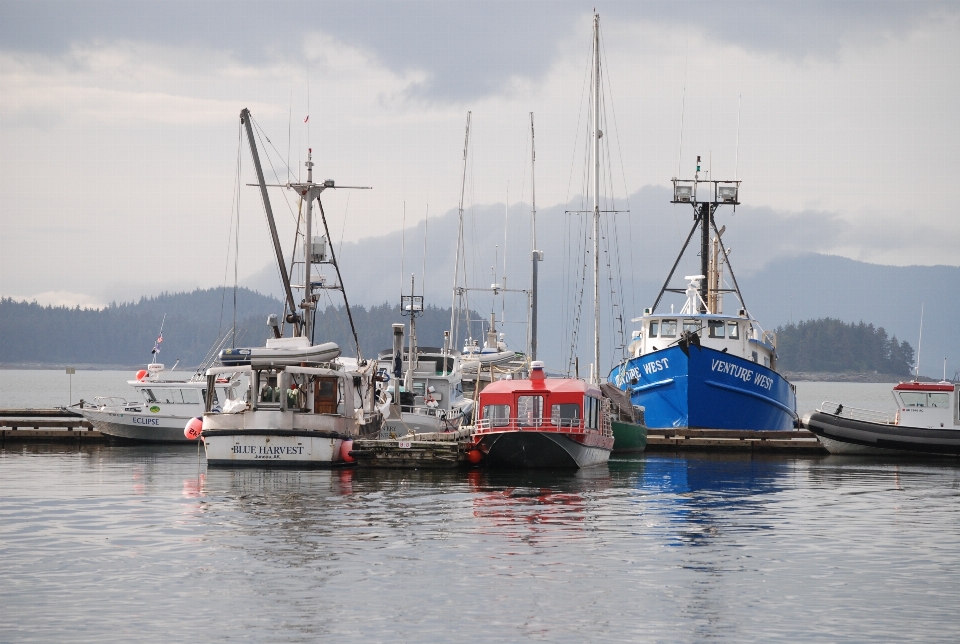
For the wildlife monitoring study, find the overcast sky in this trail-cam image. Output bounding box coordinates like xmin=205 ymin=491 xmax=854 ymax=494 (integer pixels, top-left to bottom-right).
xmin=2 ymin=0 xmax=958 ymax=308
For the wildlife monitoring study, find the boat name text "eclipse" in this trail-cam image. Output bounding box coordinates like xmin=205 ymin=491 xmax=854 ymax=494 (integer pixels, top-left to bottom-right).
xmin=711 ymin=359 xmax=774 ymax=390
xmin=132 ymin=416 xmax=160 ymax=426
xmin=231 ymin=445 xmax=304 ymax=456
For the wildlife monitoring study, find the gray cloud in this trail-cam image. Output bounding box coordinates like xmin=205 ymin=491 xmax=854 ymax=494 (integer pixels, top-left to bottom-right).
xmin=1 ymin=0 xmax=953 ymax=101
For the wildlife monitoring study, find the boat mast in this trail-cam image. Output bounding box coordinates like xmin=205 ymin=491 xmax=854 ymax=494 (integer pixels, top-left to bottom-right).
xmin=592 ymin=13 xmax=601 ymax=384
xmin=530 ymin=112 xmax=540 ymax=362
xmin=449 ymin=112 xmax=472 ymax=350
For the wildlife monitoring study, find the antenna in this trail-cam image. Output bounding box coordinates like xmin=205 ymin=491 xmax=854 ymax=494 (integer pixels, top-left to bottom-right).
xmin=400 ymin=201 xmax=406 ymax=300
xmin=422 ymin=204 xmax=428 ymax=295
xmin=735 ymin=93 xmax=742 ymax=180
xmin=676 ymin=42 xmax=689 ymax=179
xmin=915 ymin=302 xmax=924 ymax=380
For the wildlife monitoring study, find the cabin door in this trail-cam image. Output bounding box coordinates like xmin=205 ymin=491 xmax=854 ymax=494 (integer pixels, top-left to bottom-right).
xmin=314 ymin=377 xmax=339 ymax=414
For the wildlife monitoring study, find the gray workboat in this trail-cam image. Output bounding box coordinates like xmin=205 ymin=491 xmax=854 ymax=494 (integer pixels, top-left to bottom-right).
xmin=802 ymin=380 xmax=960 ymax=456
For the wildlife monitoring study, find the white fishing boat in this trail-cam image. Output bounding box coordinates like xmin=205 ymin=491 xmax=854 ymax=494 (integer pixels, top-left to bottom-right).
xmin=196 ymin=108 xmax=381 ymax=467
xmin=79 ymin=362 xmax=243 ymax=443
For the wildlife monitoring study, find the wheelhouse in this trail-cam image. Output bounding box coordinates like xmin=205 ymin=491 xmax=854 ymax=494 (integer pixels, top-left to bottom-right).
xmin=473 ymin=376 xmax=611 ymax=437
xmin=893 ymin=382 xmax=959 ymax=429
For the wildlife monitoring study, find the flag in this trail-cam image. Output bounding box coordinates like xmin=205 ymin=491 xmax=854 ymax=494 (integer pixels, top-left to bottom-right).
xmin=304 ymin=114 xmax=309 ymax=123
xmin=152 ymin=332 xmax=163 ymax=355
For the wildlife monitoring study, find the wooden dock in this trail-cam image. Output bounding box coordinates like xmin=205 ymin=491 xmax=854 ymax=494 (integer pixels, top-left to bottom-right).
xmin=0 ymin=409 xmax=102 ymax=442
xmin=645 ymin=428 xmax=826 ymax=453
xmin=350 ymin=428 xmax=473 ymax=468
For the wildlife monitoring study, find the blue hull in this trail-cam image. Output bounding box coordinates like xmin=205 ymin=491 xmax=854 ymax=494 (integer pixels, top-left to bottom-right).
xmin=609 ymin=345 xmax=797 ymax=430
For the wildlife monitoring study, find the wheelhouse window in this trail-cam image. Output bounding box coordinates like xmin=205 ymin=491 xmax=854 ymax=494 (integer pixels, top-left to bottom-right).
xmin=483 ymin=404 xmax=511 ymax=427
xmin=660 ymin=319 xmax=677 ymax=338
xmin=180 ymin=389 xmax=201 ymax=405
xmin=551 ymin=403 xmax=581 ymax=428
xmin=649 ymin=321 xmax=659 ymax=338
xmin=142 ymin=389 xmax=158 ymax=403
xmin=727 ymin=322 xmax=740 ymax=339
xmin=900 ymin=392 xmax=951 ymax=408
xmin=517 ymin=395 xmax=543 ymax=427
xmin=683 ymin=320 xmax=699 ymax=334
xmin=584 ymin=396 xmax=599 ymax=429
xmin=708 ymin=320 xmax=725 ymax=338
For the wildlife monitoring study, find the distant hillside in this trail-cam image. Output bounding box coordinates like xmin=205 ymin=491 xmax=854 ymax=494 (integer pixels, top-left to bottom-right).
xmin=775 ymin=318 xmax=914 ymax=375
xmin=0 ymin=288 xmax=281 ymax=367
xmin=0 ymin=289 xmax=469 ymax=367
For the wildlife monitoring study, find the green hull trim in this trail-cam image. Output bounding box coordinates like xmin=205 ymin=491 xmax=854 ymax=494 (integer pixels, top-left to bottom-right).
xmin=612 ymin=420 xmax=647 ymax=453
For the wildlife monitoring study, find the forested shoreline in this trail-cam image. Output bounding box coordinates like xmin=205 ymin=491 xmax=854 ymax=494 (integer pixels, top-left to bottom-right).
xmin=0 ymin=288 xmax=464 ymax=367
xmin=775 ymin=318 xmax=914 ymax=376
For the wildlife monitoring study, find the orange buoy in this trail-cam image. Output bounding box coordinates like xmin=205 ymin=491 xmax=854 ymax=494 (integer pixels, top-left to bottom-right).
xmin=467 ymin=449 xmax=483 ymax=465
xmin=136 ymin=369 xmax=148 ymax=381
xmin=183 ymin=417 xmax=203 ymax=440
xmin=340 ymin=439 xmax=355 ymax=463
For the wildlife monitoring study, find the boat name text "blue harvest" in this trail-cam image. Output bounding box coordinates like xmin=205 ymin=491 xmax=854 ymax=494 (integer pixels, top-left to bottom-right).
xmin=711 ymin=359 xmax=774 ymax=390
xmin=231 ymin=445 xmax=304 ymax=456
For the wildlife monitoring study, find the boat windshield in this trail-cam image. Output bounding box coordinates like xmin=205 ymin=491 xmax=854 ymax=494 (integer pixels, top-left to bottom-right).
xmin=683 ymin=320 xmax=699 ymax=334
xmin=708 ymin=320 xmax=725 ymax=338
xmin=649 ymin=321 xmax=659 ymax=337
xmin=660 ymin=320 xmax=677 ymax=338
xmin=899 ymin=392 xmax=951 ymax=408
xmin=517 ymin=395 xmax=543 ymax=427
xmin=728 ymin=321 xmax=740 ymax=339
xmin=551 ymin=403 xmax=581 ymax=428
xmin=483 ymin=404 xmax=511 ymax=427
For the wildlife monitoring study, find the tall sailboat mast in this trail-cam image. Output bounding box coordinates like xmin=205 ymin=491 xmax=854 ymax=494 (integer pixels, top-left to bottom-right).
xmin=530 ymin=112 xmax=540 ymax=362
xmin=592 ymin=12 xmax=601 ymax=384
xmin=449 ymin=112 xmax=472 ymax=350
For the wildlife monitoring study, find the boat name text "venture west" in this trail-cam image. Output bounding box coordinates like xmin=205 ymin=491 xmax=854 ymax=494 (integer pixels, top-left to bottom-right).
xmin=711 ymin=359 xmax=774 ymax=390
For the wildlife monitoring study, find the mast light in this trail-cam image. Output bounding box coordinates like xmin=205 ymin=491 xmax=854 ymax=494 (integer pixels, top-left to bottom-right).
xmin=717 ymin=183 xmax=739 ymax=203
xmin=673 ymin=181 xmax=695 ymax=203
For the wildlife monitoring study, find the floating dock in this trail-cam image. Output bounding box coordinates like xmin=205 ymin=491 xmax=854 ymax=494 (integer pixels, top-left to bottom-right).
xmin=350 ymin=428 xmax=473 ymax=468
xmin=645 ymin=428 xmax=826 ymax=453
xmin=0 ymin=409 xmax=102 ymax=442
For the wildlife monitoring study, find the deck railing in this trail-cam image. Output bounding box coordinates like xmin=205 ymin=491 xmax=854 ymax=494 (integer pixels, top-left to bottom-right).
xmin=817 ymin=400 xmax=894 ymax=425
xmin=473 ymin=417 xmax=612 ymax=437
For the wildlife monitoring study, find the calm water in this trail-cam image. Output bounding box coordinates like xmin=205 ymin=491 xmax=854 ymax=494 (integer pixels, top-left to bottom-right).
xmin=2 ymin=445 xmax=960 ymax=642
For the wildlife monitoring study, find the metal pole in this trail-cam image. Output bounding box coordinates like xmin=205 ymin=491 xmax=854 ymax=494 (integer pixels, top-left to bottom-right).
xmin=699 ymin=202 xmax=710 ymax=313
xmin=240 ymin=108 xmax=300 ymax=333
xmin=449 ymin=112 xmax=471 ymax=350
xmin=530 ymin=112 xmax=539 ymax=362
xmin=592 ymin=13 xmax=601 ymax=384
xmin=303 ymin=150 xmax=315 ymax=337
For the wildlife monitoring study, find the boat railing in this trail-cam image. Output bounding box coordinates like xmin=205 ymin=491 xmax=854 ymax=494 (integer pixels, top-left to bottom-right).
xmin=474 ymin=417 xmax=611 ymax=436
xmin=818 ymin=400 xmax=894 ymax=425
xmin=92 ymin=396 xmax=129 ymax=409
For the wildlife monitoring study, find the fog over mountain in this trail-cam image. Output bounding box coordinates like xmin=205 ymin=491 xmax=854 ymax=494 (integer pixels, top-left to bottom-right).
xmin=243 ymin=186 xmax=959 ymax=379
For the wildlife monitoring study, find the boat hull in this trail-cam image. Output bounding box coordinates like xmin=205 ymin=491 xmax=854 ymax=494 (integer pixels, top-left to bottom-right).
xmin=203 ymin=429 xmax=347 ymax=467
xmin=476 ymin=431 xmax=612 ymax=469
xmin=610 ymin=345 xmax=796 ymax=431
xmin=80 ymin=409 xmax=194 ymax=443
xmin=803 ymin=411 xmax=960 ymax=456
xmin=611 ymin=420 xmax=647 ymax=453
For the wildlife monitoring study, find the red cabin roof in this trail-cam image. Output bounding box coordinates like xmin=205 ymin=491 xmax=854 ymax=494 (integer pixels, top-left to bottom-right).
xmin=893 ymin=382 xmax=955 ymax=392
xmin=479 ymin=377 xmax=600 ymax=398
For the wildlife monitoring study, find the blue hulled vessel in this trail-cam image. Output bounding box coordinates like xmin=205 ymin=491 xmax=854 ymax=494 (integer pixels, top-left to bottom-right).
xmin=609 ymin=169 xmax=797 ymax=430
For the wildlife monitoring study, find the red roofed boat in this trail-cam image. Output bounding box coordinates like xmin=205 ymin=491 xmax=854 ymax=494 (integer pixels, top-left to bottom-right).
xmin=468 ymin=362 xmax=615 ymax=469
xmin=802 ymin=380 xmax=960 ymax=456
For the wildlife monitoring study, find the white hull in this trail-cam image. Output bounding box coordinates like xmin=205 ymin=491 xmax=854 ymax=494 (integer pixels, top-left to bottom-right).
xmin=815 ymin=434 xmax=912 ymax=456
xmin=81 ymin=409 xmax=196 ymax=443
xmin=203 ymin=431 xmax=344 ymax=466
